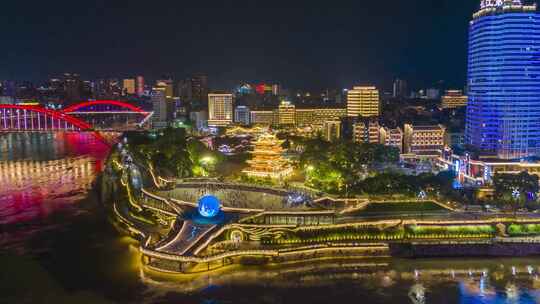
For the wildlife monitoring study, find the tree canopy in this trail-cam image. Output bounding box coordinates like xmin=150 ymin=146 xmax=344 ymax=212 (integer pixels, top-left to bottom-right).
xmin=125 ymin=128 xmax=222 ymax=178
xmin=493 ymin=172 xmax=539 ymax=208
xmin=300 ymin=139 xmax=400 ymax=194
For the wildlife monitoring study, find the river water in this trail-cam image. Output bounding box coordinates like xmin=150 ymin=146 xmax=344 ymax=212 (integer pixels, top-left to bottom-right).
xmin=2 ymin=132 xmax=540 ymax=304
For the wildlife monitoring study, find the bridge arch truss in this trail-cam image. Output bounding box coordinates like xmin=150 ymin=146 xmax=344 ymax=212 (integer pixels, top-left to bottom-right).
xmin=61 ymin=100 xmax=152 ymax=130
xmin=0 ymin=105 xmax=92 ymax=132
xmin=62 ymin=100 xmax=149 ymax=115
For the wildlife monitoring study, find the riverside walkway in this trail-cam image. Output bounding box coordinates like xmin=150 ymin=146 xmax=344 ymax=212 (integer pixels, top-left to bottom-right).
xmin=110 ymin=153 xmax=540 ymax=276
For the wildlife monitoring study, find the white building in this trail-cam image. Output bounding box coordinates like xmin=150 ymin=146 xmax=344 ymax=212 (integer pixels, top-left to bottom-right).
xmin=208 ymin=93 xmax=233 ymax=127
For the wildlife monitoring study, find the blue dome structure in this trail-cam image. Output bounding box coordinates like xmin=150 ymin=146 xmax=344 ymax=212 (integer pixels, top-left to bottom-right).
xmin=197 ymin=195 xmax=221 ymax=218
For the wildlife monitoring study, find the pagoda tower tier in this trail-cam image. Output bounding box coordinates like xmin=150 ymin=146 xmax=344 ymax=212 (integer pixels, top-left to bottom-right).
xmin=242 ymin=133 xmax=292 ymax=179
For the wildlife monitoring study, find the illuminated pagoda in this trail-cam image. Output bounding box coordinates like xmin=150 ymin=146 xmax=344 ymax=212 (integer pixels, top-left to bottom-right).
xmin=243 ymin=133 xmax=292 ymax=179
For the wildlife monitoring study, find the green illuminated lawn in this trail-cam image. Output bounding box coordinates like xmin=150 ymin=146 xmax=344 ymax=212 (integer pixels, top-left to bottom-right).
xmin=357 ymin=201 xmax=449 ymax=215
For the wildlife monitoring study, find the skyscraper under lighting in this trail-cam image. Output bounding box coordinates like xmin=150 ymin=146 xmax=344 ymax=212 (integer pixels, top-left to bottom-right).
xmin=465 ymin=0 xmax=540 ymax=159
xmin=151 ymin=86 xmax=168 ymax=128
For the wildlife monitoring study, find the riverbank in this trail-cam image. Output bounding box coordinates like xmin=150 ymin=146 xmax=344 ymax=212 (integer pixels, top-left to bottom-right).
xmin=108 ymin=150 xmax=540 ymax=276
xmin=391 ymin=241 xmax=540 ymax=258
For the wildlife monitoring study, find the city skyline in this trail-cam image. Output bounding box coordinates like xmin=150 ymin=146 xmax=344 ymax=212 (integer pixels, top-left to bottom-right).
xmin=6 ymin=1 xmax=540 ymax=303
xmin=1 ymin=0 xmax=480 ymax=90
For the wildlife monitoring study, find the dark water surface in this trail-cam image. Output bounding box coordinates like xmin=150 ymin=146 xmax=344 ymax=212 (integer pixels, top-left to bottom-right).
xmin=2 ymin=132 xmax=540 ymax=304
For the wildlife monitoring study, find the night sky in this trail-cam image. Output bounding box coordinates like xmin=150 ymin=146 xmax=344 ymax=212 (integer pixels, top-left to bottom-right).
xmin=1 ymin=0 xmax=480 ymax=90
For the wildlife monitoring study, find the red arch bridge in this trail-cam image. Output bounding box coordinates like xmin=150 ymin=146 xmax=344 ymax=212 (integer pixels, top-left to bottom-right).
xmin=0 ymin=101 xmax=153 ymax=145
xmin=0 ymin=101 xmax=152 ymax=132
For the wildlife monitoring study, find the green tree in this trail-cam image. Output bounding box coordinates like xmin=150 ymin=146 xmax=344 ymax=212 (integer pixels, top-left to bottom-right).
xmin=187 ymin=139 xmax=224 ymax=177
xmin=126 ymin=128 xmax=196 ymax=178
xmin=493 ymin=171 xmax=539 ymax=211
xmin=299 ymin=139 xmax=402 ymax=195
xmin=299 ymin=137 xmax=330 ymax=168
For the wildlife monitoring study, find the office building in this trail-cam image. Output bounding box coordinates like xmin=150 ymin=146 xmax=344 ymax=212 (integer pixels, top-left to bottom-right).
xmin=177 ymin=74 xmax=209 ymax=109
xmin=250 ymin=110 xmax=277 ymax=125
xmin=136 ymin=76 xmax=144 ymax=96
xmin=1 ymin=81 xmax=16 ymax=97
xmin=441 ymin=90 xmax=468 ymax=109
xmin=404 ymin=124 xmax=446 ymax=155
xmin=272 ymin=84 xmax=280 ymax=96
xmin=353 ymin=118 xmax=381 ymax=144
xmin=426 ymin=88 xmax=440 ymax=100
xmin=323 ymin=120 xmax=341 ymax=142
xmin=95 ymin=79 xmax=121 ymax=99
xmin=235 ymin=106 xmax=250 ymax=125
xmin=177 ymin=79 xmax=192 ymax=104
xmin=392 ymin=78 xmax=408 ymax=98
xmin=63 ymin=73 xmax=82 ymax=103
xmin=190 ymin=110 xmax=208 ymax=131
xmin=155 ymin=79 xmax=174 ymax=98
xmin=123 ymin=79 xmax=136 ymax=95
xmin=295 ymin=109 xmax=315 ymax=126
xmin=278 ymin=101 xmax=296 ymax=126
xmin=236 ymin=83 xmax=253 ymax=95
xmin=208 ymin=93 xmax=233 ymax=127
xmin=465 ymin=0 xmax=540 ymax=159
xmin=171 ymin=97 xmax=186 ymax=122
xmin=295 ymin=106 xmax=347 ymax=126
xmin=441 ymin=151 xmax=540 ymax=184
xmin=380 ymin=127 xmax=404 ymax=153
xmin=0 ymin=96 xmax=14 ymax=104
xmin=151 ymin=86 xmax=168 ymax=128
xmin=315 ymin=107 xmax=347 ymax=123
xmin=255 ymin=83 xmax=274 ymax=95
xmin=190 ymin=74 xmax=208 ymax=103
xmin=445 ymin=132 xmax=465 ymax=148
xmin=347 ymin=86 xmax=380 ymax=117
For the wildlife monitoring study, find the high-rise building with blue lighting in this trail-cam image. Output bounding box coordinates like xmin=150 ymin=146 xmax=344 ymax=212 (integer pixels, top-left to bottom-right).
xmin=465 ymin=0 xmax=540 ymax=159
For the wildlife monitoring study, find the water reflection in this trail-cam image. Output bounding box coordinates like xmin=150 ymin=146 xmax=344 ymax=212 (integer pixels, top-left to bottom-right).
xmin=0 ymin=132 xmax=109 ymax=225
xmin=133 ymin=257 xmax=540 ymax=303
